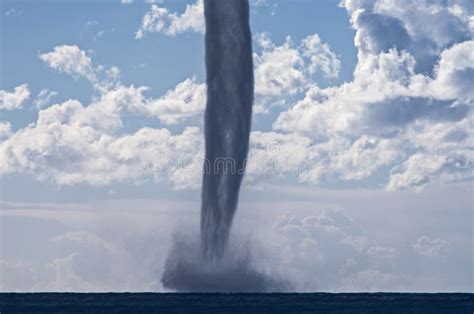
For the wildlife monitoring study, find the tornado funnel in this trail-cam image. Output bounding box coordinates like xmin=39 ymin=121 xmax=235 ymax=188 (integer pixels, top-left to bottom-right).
xmin=201 ymin=0 xmax=254 ymax=261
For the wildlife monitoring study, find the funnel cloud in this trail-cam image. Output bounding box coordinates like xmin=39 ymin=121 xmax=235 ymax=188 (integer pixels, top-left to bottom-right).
xmin=200 ymin=0 xmax=254 ymax=261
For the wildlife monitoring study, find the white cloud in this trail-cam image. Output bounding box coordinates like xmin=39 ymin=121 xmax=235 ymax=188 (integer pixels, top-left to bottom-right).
xmin=341 ymin=0 xmax=471 ymax=73
xmin=270 ymin=0 xmax=473 ymax=190
xmin=302 ymin=34 xmax=341 ymax=78
xmin=274 ymin=48 xmax=457 ymax=137
xmin=253 ymin=34 xmax=306 ymax=113
xmin=147 ymin=78 xmax=206 ymax=125
xmin=40 ymin=45 xmax=120 ymax=92
xmin=387 ymin=154 xmax=447 ymax=191
xmin=374 ymin=0 xmax=471 ymax=47
xmin=430 ymin=40 xmax=474 ymax=99
xmin=0 ymin=121 xmax=13 ymax=140
xmin=0 ymin=61 xmax=207 ymax=187
xmin=0 ymin=91 xmax=203 ymax=186
xmin=135 ymin=0 xmax=204 ymax=39
xmin=412 ymin=235 xmax=449 ymax=257
xmin=135 ymin=0 xmax=277 ymax=38
xmin=0 ymin=84 xmax=30 ymax=110
xmin=40 ymin=45 xmax=94 ymax=80
xmin=253 ymin=33 xmax=340 ymax=113
xmin=246 ymin=130 xmax=313 ymax=183
xmin=34 ymin=89 xmax=58 ymax=109
xmin=330 ymin=135 xmax=403 ymax=181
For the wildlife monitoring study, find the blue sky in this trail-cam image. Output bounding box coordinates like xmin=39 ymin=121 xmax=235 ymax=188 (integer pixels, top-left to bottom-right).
xmin=0 ymin=0 xmax=473 ymax=292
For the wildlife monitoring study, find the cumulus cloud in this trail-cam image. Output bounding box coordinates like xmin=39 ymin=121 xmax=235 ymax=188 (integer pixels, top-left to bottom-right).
xmin=135 ymin=0 xmax=278 ymax=38
xmin=40 ymin=45 xmax=94 ymax=80
xmin=344 ymin=0 xmax=472 ymax=73
xmin=40 ymin=45 xmax=120 ymax=92
xmin=0 ymin=45 xmax=207 ymax=187
xmin=246 ymin=130 xmax=313 ymax=183
xmin=0 ymin=84 xmax=30 ymax=110
xmin=135 ymin=0 xmax=204 ymax=38
xmin=147 ymin=78 xmax=206 ymax=125
xmin=274 ymin=46 xmax=472 ymax=137
xmin=253 ymin=33 xmax=340 ymax=112
xmin=302 ymin=34 xmax=341 ymax=78
xmin=269 ymin=0 xmax=474 ymax=190
xmin=253 ymin=34 xmax=305 ymax=113
xmin=430 ymin=40 xmax=474 ymax=99
xmin=0 ymin=96 xmax=203 ymax=185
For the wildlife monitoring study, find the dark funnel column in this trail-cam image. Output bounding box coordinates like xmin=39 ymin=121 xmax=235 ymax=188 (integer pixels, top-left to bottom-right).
xmin=201 ymin=0 xmax=254 ymax=261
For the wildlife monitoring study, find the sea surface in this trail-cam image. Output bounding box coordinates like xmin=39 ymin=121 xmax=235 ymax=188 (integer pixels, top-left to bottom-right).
xmin=1 ymin=293 xmax=473 ymax=313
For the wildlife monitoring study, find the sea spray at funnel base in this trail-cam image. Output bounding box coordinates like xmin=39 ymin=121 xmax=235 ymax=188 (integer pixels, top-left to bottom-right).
xmin=201 ymin=0 xmax=254 ymax=261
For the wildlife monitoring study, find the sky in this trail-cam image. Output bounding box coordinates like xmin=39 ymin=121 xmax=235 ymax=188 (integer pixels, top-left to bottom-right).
xmin=0 ymin=0 xmax=473 ymax=292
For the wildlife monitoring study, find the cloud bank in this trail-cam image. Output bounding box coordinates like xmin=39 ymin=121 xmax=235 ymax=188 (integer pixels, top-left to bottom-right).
xmin=2 ymin=198 xmax=469 ymax=292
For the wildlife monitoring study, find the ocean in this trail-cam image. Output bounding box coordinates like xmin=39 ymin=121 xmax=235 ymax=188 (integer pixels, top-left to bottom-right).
xmin=1 ymin=293 xmax=473 ymax=313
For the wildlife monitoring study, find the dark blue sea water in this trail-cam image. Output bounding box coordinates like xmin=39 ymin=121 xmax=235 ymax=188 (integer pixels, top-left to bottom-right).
xmin=1 ymin=293 xmax=473 ymax=313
